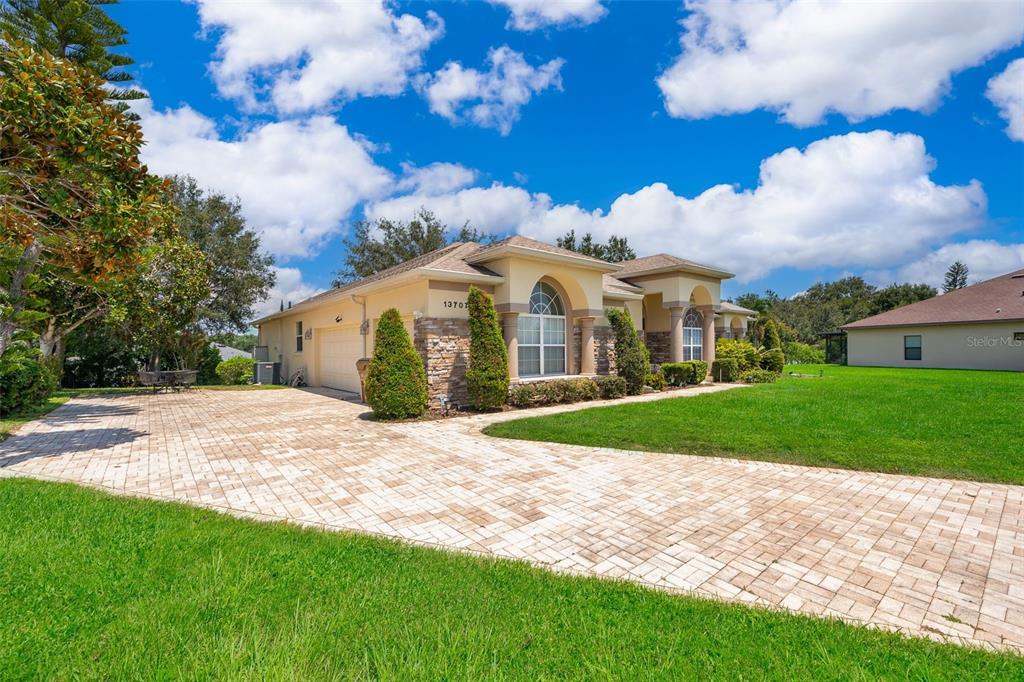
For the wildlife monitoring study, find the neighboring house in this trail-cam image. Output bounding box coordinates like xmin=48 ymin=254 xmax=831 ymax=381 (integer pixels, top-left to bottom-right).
xmin=253 ymin=236 xmax=749 ymax=403
xmin=842 ymin=269 xmax=1024 ymax=371
xmin=213 ymin=343 xmax=249 ymax=362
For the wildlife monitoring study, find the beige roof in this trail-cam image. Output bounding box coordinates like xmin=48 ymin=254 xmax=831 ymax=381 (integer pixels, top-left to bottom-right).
xmin=616 ymin=253 xmax=734 ymax=279
xmin=602 ymin=274 xmax=645 ymax=297
xmin=719 ymin=301 xmax=757 ymax=316
xmin=843 ymin=269 xmax=1024 ymax=329
xmin=466 ymin=235 xmax=612 ymax=267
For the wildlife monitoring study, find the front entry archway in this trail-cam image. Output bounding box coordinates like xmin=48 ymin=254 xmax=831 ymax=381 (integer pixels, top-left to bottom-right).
xmin=517 ymin=281 xmax=566 ymax=376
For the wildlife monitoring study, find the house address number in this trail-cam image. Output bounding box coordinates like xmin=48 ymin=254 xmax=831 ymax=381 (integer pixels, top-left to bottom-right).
xmin=442 ymin=299 xmax=467 ymax=309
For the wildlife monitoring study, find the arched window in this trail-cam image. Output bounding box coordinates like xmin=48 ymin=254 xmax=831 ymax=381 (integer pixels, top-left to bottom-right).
xmin=683 ymin=308 xmax=703 ymax=361
xmin=518 ymin=282 xmax=566 ymax=376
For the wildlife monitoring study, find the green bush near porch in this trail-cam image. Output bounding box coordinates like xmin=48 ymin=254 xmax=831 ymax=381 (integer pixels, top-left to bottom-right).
xmin=605 ymin=307 xmax=648 ymax=395
xmin=466 ymin=286 xmax=509 ymax=410
xmin=662 ymin=360 xmax=707 ymax=386
xmin=215 ymin=356 xmax=254 ymax=385
xmin=711 ymin=358 xmax=740 ymax=382
xmin=364 ymin=308 xmax=428 ymax=419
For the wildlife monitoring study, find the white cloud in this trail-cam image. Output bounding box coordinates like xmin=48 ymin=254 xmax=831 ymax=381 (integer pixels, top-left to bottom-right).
xmin=489 ymin=0 xmax=606 ymax=31
xmin=418 ymin=46 xmax=564 ymax=134
xmin=872 ymin=240 xmax=1024 ymax=287
xmin=135 ymin=99 xmax=392 ymax=258
xmin=368 ymin=131 xmax=987 ymax=281
xmin=195 ymin=0 xmax=443 ymax=113
xmin=256 ymin=266 xmax=326 ymax=318
xmin=658 ymin=0 xmax=1024 ymax=126
xmin=395 ymin=162 xmax=477 ymax=194
xmin=987 ymin=58 xmax=1024 ymax=141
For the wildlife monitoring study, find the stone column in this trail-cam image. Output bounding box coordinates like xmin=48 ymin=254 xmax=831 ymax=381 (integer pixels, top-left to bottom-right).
xmin=669 ymin=307 xmax=685 ymax=362
xmin=578 ymin=317 xmax=596 ymax=375
xmin=502 ymin=312 xmax=519 ymax=380
xmin=699 ymin=305 xmax=716 ymax=370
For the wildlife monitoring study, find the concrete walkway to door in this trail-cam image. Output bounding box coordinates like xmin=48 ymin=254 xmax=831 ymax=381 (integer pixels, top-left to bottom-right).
xmin=1 ymin=385 xmax=1021 ymax=652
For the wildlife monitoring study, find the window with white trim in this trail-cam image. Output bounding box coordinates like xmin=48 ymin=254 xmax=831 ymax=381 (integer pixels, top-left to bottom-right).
xmin=518 ymin=282 xmax=566 ymax=376
xmin=295 ymin=321 xmax=304 ymax=353
xmin=904 ymin=334 xmax=921 ymax=361
xmin=683 ymin=308 xmax=703 ymax=361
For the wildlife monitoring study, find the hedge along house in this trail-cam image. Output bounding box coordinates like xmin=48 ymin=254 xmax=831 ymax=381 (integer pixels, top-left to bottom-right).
xmin=253 ymin=236 xmax=740 ymax=405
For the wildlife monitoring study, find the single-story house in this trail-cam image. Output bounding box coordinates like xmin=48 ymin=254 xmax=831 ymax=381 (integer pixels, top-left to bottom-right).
xmin=842 ymin=268 xmax=1024 ymax=371
xmin=253 ymin=236 xmax=751 ymax=403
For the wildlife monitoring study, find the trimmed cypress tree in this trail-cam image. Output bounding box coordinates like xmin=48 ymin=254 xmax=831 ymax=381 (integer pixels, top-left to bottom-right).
xmin=364 ymin=308 xmax=428 ymax=419
xmin=606 ymin=307 xmax=649 ymax=395
xmin=466 ymin=286 xmax=509 ymax=410
xmin=763 ymin=318 xmax=782 ymax=350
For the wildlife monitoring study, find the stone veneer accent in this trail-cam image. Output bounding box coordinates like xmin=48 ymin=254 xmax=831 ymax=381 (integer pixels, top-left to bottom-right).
xmin=414 ymin=317 xmax=469 ymax=406
xmin=573 ymin=324 xmax=618 ymax=376
xmin=645 ymin=331 xmax=671 ymax=366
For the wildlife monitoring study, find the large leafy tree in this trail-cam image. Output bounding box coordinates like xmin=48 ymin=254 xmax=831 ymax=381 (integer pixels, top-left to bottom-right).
xmin=167 ymin=175 xmax=275 ymax=333
xmin=1 ymin=0 xmax=145 ymax=114
xmin=556 ymin=230 xmax=636 ymax=262
xmin=869 ymin=282 xmax=936 ymax=316
xmin=943 ymin=261 xmax=969 ymax=292
xmin=0 ymin=39 xmax=173 ymax=358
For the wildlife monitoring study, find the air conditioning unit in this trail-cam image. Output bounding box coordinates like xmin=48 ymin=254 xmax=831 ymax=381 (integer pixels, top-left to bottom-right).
xmin=254 ymin=362 xmax=281 ymax=385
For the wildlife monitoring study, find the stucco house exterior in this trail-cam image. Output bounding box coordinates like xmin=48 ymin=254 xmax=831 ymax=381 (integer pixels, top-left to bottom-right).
xmin=842 ymin=269 xmax=1024 ymax=371
xmin=253 ymin=236 xmax=752 ymax=403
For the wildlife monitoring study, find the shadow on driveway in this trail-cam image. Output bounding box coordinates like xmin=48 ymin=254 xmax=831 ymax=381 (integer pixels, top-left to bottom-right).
xmin=0 ymin=427 xmax=146 ymax=468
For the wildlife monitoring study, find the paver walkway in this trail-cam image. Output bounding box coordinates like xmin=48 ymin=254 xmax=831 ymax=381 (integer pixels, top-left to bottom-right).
xmin=1 ymin=387 xmax=1021 ymax=651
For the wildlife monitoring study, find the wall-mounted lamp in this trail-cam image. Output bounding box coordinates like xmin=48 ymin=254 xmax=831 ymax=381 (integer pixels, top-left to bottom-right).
xmin=335 ymin=314 xmax=343 ymax=323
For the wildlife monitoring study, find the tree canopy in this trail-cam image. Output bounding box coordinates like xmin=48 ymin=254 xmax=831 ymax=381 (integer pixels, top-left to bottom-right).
xmin=943 ymin=261 xmax=969 ymax=292
xmin=556 ymin=230 xmax=636 ymax=262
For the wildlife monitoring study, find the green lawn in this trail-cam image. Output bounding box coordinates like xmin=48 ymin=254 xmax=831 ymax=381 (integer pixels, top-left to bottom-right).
xmin=0 ymin=479 xmax=1019 ymax=680
xmin=0 ymin=384 xmax=286 ymax=442
xmin=484 ymin=365 xmax=1024 ymax=484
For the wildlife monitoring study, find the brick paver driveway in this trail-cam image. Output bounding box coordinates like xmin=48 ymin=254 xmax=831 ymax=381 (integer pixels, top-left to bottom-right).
xmin=2 ymin=387 xmax=1021 ymax=651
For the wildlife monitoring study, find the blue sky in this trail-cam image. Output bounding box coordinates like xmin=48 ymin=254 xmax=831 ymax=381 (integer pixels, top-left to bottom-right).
xmin=110 ymin=1 xmax=1024 ymax=313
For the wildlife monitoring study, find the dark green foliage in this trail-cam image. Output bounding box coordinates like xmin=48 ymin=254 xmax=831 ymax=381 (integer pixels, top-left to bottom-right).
xmin=711 ymin=358 xmax=740 ymax=383
xmin=365 ymin=309 xmax=427 ymax=419
xmin=740 ymin=369 xmax=779 ymax=384
xmin=760 ymin=349 xmax=785 ymax=373
xmin=507 ymin=378 xmax=599 ymax=407
xmin=715 ymin=338 xmax=759 ymax=371
xmin=167 ymin=176 xmax=275 ymax=333
xmin=646 ymin=371 xmax=667 ymax=390
xmin=466 ymin=287 xmax=508 ymax=410
xmin=555 ymin=230 xmax=636 ymax=262
xmin=762 ymin=318 xmax=782 ymax=350
xmin=209 ymin=332 xmax=258 ymax=353
xmin=782 ymin=341 xmax=825 ymax=365
xmin=605 ymin=308 xmax=648 ymax=395
xmin=196 ymin=343 xmax=222 ymax=385
xmin=594 ymin=374 xmax=627 ymax=399
xmin=0 ymin=0 xmax=146 ymax=114
xmin=215 ymin=356 xmax=253 ymax=385
xmin=870 ymin=283 xmax=937 ymax=316
xmin=943 ymin=261 xmax=969 ymax=292
xmin=663 ymin=361 xmax=707 ymax=386
xmin=0 ymin=346 xmax=58 ymax=416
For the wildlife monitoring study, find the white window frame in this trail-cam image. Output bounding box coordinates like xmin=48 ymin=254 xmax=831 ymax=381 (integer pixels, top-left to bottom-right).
xmin=518 ymin=282 xmax=566 ymax=377
xmin=295 ymin=321 xmax=304 ymax=353
xmin=683 ymin=308 xmax=703 ymax=361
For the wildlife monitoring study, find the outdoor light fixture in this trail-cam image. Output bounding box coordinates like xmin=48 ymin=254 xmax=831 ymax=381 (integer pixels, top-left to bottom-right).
xmin=335 ymin=314 xmax=343 ymax=323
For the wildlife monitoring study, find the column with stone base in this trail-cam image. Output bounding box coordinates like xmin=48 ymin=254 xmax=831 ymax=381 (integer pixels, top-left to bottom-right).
xmin=669 ymin=307 xmax=685 ymax=363
xmin=699 ymin=305 xmax=715 ymax=371
xmin=502 ymin=312 xmax=519 ymax=380
xmin=578 ymin=316 xmax=595 ymax=375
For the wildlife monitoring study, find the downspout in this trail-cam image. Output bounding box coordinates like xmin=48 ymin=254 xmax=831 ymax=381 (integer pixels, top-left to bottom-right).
xmin=351 ymin=294 xmax=368 ymax=357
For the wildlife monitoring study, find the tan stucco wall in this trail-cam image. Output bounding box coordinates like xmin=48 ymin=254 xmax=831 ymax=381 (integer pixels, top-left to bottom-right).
xmin=624 ymin=272 xmax=721 ymax=309
xmin=600 ymin=297 xmax=643 ymax=329
xmin=846 ymin=322 xmax=1024 ymax=371
xmin=484 ymin=257 xmax=605 ymax=314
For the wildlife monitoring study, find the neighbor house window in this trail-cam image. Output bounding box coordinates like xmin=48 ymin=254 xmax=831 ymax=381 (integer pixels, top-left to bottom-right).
xmin=295 ymin=321 xmax=304 ymax=352
xmin=904 ymin=334 xmax=921 ymax=361
xmin=518 ymin=282 xmax=566 ymax=376
xmin=683 ymin=308 xmax=703 ymax=361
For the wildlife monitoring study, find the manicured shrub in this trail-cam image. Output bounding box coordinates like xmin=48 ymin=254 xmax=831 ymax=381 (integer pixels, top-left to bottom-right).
xmin=646 ymin=370 xmax=667 ymax=390
xmin=759 ymin=348 xmax=785 ymax=373
xmin=0 ymin=346 xmax=59 ymax=417
xmin=763 ymin=318 xmax=782 ymax=350
xmin=782 ymin=341 xmax=825 ymax=364
xmin=663 ymin=361 xmax=708 ymax=386
xmin=365 ymin=308 xmax=428 ymax=419
xmin=196 ymin=342 xmax=222 ymax=385
xmin=711 ymin=358 xmax=740 ymax=382
xmin=466 ymin=286 xmax=509 ymax=410
xmin=215 ymin=356 xmax=254 ymax=385
xmin=716 ymin=338 xmax=759 ymax=371
xmin=605 ymin=307 xmax=649 ymax=395
xmin=506 ymin=378 xmax=600 ymax=408
xmin=740 ymin=368 xmax=779 ymax=384
xmin=594 ymin=374 xmax=627 ymax=399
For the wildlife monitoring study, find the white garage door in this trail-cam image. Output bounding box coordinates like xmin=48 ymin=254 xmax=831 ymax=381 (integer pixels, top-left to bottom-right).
xmin=318 ymin=326 xmax=362 ymax=392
